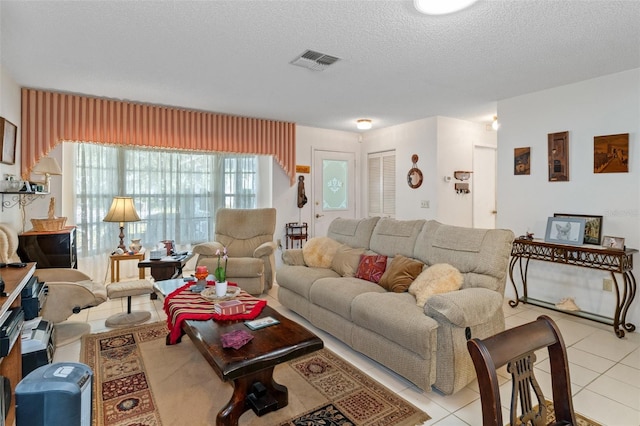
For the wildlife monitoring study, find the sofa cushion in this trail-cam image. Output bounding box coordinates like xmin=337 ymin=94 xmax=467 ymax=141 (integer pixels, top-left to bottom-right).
xmin=369 ymin=218 xmax=425 ymax=258
xmin=327 ymin=216 xmax=380 ymax=249
xmin=355 ymin=254 xmax=387 ymax=283
xmin=331 ymin=244 xmax=365 ymax=277
xmin=302 ymin=237 xmax=341 ymax=268
xmin=351 ymin=292 xmax=439 ymax=356
xmin=310 ymin=276 xmax=384 ymax=320
xmin=409 ymin=263 xmax=463 ymax=307
xmin=276 ymin=265 xmax=340 ymax=299
xmin=378 ymin=255 xmax=424 ymax=293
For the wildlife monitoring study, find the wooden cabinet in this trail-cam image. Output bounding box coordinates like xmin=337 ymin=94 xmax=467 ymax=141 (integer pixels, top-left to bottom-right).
xmin=18 ymin=226 xmax=77 ymax=269
xmin=0 ymin=262 xmax=36 ymax=426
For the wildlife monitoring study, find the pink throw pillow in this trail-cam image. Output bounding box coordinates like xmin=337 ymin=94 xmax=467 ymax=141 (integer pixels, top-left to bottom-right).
xmin=355 ymin=254 xmax=388 ymax=283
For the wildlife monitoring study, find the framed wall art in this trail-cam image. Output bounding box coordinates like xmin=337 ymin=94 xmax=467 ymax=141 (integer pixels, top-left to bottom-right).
xmin=514 ymin=147 xmax=530 ymax=175
xmin=548 ymin=131 xmax=569 ymax=182
xmin=594 ymin=133 xmax=629 ymax=173
xmin=0 ymin=117 xmax=17 ymax=165
xmin=544 ymin=216 xmax=585 ymax=246
xmin=602 ymin=236 xmax=625 ymax=250
xmin=554 ymin=213 xmax=602 ymax=245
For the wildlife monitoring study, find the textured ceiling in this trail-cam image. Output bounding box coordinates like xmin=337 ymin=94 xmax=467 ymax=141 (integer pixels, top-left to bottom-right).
xmin=1 ymin=0 xmax=639 ymax=132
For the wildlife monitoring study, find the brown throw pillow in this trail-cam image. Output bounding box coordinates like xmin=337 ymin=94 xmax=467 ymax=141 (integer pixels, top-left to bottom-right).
xmin=378 ymin=255 xmax=424 ymax=292
xmin=355 ymin=254 xmax=388 ymax=283
xmin=331 ymin=244 xmax=365 ymax=277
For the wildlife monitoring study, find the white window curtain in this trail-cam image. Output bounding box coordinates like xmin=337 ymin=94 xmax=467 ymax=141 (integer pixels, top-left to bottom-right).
xmin=73 ymin=143 xmax=259 ymax=282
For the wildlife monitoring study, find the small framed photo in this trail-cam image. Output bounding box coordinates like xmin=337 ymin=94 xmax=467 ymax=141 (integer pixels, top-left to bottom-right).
xmin=544 ymin=217 xmax=586 ymax=246
xmin=0 ymin=117 xmax=17 ymax=165
xmin=554 ymin=214 xmax=603 ymax=245
xmin=602 ymin=236 xmax=625 ymax=250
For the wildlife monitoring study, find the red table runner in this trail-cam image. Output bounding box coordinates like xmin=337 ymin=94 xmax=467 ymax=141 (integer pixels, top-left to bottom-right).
xmin=163 ymin=281 xmax=267 ymax=345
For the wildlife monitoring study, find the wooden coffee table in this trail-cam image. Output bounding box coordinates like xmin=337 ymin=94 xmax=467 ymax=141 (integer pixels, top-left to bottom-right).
xmin=154 ymin=279 xmax=323 ymax=426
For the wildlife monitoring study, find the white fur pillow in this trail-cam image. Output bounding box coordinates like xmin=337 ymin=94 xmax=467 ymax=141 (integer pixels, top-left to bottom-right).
xmin=408 ymin=263 xmax=463 ymax=308
xmin=302 ymin=237 xmax=341 ymax=268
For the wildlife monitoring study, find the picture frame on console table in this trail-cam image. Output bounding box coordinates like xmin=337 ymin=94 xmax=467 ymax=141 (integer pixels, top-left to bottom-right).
xmin=602 ymin=235 xmax=625 ymax=250
xmin=544 ymin=217 xmax=586 ymax=246
xmin=554 ymin=213 xmax=603 ymax=245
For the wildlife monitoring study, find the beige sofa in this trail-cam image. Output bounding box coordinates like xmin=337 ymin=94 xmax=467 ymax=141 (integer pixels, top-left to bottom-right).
xmin=276 ymin=216 xmax=514 ymax=394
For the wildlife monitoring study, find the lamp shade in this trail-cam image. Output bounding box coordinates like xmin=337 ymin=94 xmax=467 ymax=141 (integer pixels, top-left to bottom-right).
xmin=32 ymin=157 xmax=62 ymax=176
xmin=103 ymin=197 xmax=141 ymax=224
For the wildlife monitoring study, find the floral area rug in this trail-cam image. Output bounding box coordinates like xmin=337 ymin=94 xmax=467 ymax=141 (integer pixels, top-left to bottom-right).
xmin=81 ymin=321 xmax=430 ymax=426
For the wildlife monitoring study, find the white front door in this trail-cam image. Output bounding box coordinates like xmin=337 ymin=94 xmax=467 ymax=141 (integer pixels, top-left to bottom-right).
xmin=312 ymin=150 xmax=356 ymax=237
xmin=472 ymin=145 xmax=497 ymax=229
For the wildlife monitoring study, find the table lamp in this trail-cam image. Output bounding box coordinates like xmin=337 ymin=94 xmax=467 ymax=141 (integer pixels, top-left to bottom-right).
xmin=32 ymin=156 xmax=62 ymax=193
xmin=103 ymin=197 xmax=141 ymax=250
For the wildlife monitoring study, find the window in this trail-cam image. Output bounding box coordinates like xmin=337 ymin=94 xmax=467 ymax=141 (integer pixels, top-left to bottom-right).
xmin=74 ymin=143 xmax=258 ymax=261
xmin=368 ymin=150 xmax=396 ymax=217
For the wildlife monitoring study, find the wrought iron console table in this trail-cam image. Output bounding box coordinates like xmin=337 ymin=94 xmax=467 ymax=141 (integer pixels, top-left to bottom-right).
xmin=509 ymin=238 xmax=637 ymax=338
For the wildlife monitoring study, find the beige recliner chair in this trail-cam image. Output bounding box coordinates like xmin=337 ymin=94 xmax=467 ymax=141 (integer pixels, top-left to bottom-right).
xmin=192 ymin=208 xmax=277 ymax=295
xmin=0 ymin=223 xmax=107 ymax=345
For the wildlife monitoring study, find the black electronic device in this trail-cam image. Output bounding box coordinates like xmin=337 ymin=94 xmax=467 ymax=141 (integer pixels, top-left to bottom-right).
xmin=22 ymin=320 xmax=55 ymax=377
xmin=0 ymin=375 xmax=10 ymax=422
xmin=0 ymin=307 xmax=24 ymax=357
xmin=7 ymin=263 xmax=26 ymax=268
xmin=0 ymin=273 xmax=5 ymax=297
xmin=21 ymin=276 xmax=47 ymax=321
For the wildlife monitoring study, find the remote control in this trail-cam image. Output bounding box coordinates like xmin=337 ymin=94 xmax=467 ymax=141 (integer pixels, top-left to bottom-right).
xmin=8 ymin=262 xmax=27 ymax=268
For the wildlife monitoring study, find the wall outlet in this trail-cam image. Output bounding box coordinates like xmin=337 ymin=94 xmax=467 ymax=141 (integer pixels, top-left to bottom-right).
xmin=420 ymin=200 xmax=430 ymax=208
xmin=277 ymin=239 xmax=282 ymax=250
xmin=602 ymin=278 xmax=613 ymax=292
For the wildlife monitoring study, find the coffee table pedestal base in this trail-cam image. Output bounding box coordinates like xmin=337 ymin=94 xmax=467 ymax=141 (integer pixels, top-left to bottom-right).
xmin=217 ymin=367 xmax=287 ymax=426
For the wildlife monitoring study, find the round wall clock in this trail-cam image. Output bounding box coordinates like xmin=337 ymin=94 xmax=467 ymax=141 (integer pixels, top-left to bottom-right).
xmin=407 ymin=154 xmax=423 ymax=189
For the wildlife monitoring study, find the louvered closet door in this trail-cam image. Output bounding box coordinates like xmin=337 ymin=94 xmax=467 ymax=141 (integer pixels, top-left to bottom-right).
xmin=368 ymin=150 xmax=396 ymax=218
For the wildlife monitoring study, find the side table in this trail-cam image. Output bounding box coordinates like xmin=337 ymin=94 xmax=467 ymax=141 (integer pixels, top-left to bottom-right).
xmin=138 ymin=252 xmax=194 ymax=282
xmin=285 ymin=222 xmax=308 ymax=249
xmin=110 ymin=252 xmax=145 ymax=283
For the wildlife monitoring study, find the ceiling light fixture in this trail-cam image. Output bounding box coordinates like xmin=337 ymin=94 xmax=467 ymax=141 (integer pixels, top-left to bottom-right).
xmin=357 ymin=119 xmax=372 ymax=130
xmin=492 ymin=116 xmax=500 ymax=130
xmin=414 ymin=0 xmax=478 ymax=15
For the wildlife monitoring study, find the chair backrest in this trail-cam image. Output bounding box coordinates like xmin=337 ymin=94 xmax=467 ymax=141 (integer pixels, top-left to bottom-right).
xmin=214 ymin=208 xmax=276 ymax=257
xmin=466 ymin=315 xmax=576 ymax=426
xmin=0 ymin=223 xmax=22 ymax=264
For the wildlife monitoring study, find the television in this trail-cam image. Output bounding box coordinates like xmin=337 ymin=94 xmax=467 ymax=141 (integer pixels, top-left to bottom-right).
xmin=0 ymin=117 xmax=17 ymax=165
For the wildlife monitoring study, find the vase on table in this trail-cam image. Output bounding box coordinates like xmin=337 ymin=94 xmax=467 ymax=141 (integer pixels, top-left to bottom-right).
xmin=215 ymin=281 xmax=228 ymax=297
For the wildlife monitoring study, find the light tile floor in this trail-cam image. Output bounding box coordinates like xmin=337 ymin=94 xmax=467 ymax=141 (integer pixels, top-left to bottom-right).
xmin=54 ymin=282 xmax=640 ymax=426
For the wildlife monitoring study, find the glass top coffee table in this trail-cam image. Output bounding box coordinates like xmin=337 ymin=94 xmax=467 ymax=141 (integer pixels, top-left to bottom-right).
xmin=154 ymin=279 xmax=324 ymax=425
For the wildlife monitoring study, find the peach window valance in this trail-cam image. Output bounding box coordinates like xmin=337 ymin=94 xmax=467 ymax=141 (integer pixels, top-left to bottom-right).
xmin=21 ymin=88 xmax=296 ymax=185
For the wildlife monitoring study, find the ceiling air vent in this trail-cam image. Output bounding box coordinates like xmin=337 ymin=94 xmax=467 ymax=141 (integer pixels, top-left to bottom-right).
xmin=290 ymin=50 xmax=340 ymax=71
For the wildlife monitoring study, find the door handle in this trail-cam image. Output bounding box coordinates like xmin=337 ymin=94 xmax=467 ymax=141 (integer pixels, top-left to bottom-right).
xmin=315 ymin=214 xmax=324 ymax=219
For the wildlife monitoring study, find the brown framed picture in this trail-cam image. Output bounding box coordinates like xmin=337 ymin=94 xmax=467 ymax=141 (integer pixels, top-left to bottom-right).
xmin=514 ymin=147 xmax=530 ymax=175
xmin=548 ymin=131 xmax=569 ymax=181
xmin=554 ymin=213 xmax=602 ymax=245
xmin=594 ymin=133 xmax=629 ymax=173
xmin=0 ymin=117 xmax=17 ymax=165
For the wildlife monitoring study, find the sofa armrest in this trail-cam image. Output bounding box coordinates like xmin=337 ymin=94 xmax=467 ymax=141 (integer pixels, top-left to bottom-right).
xmin=281 ymin=249 xmax=305 ymax=266
xmin=41 ymin=280 xmax=107 ymax=323
xmin=254 ymin=241 xmax=276 ymax=258
xmin=35 ymin=268 xmax=92 ymax=283
xmin=192 ymin=241 xmax=224 ymax=256
xmin=425 ymin=287 xmax=503 ymax=328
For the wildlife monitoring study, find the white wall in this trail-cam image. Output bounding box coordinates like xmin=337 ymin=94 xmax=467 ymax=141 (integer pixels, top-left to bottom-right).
xmin=497 ymin=68 xmax=640 ymax=330
xmin=0 ymin=65 xmax=23 ymax=229
xmin=361 ymin=116 xmax=492 ymax=225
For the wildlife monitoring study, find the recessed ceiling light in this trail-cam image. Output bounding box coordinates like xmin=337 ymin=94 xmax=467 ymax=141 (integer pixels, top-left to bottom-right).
xmin=414 ymin=0 xmax=478 ymax=15
xmin=357 ymin=119 xmax=372 ymax=130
